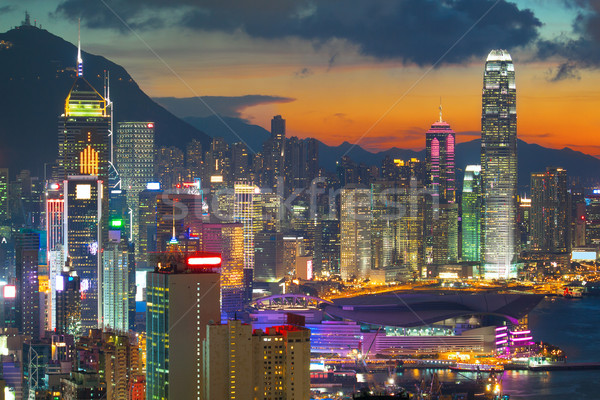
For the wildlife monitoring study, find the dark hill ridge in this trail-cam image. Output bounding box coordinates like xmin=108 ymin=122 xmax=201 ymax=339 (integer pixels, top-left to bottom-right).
xmin=0 ymin=26 xmax=209 ymax=176
xmin=184 ymin=115 xmax=600 ymax=191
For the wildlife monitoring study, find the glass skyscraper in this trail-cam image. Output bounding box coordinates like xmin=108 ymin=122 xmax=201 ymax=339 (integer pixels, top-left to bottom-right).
xmin=481 ymin=50 xmax=518 ymax=279
xmin=461 ymin=165 xmax=482 ymax=262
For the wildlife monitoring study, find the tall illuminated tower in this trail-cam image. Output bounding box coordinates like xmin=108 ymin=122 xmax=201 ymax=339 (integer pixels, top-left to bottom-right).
xmin=461 ymin=165 xmax=482 ymax=262
xmin=481 ymin=50 xmax=518 ymax=279
xmin=340 ymin=186 xmax=372 ymax=280
xmin=425 ymin=107 xmax=458 ymax=264
xmin=58 ymin=37 xmax=110 ymax=329
xmin=233 ymin=183 xmax=259 ymax=302
xmin=115 ymin=121 xmax=155 ymax=246
xmin=425 ymin=106 xmax=456 ymax=203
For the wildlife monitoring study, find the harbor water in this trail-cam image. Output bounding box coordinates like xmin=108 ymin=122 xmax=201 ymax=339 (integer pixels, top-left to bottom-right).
xmin=362 ymin=297 xmax=600 ymax=399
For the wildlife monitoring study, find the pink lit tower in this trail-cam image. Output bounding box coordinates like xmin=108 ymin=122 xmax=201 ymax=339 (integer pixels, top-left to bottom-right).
xmin=425 ymin=102 xmax=456 ymax=204
xmin=425 ymin=103 xmax=458 ymax=264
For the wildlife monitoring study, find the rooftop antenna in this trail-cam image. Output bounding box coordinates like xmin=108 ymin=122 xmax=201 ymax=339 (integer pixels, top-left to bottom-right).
xmin=439 ymin=97 xmax=443 ymax=123
xmin=77 ymin=19 xmax=83 ymax=76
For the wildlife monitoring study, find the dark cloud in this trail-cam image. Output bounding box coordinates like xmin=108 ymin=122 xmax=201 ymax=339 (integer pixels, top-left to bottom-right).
xmin=294 ymin=67 xmax=313 ymax=78
xmin=54 ymin=0 xmax=542 ymax=66
xmin=0 ymin=6 xmax=14 ymax=13
xmin=546 ymin=61 xmax=581 ymax=81
xmin=152 ymin=95 xmax=295 ymax=118
xmin=537 ymin=1 xmax=600 ymax=69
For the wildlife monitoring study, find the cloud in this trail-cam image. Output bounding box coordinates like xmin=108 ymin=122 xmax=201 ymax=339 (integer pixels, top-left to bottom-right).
xmin=0 ymin=6 xmax=14 ymax=14
xmin=294 ymin=67 xmax=313 ymax=78
xmin=536 ymin=1 xmax=600 ymax=69
xmin=152 ymin=95 xmax=295 ymax=118
xmin=54 ymin=0 xmax=542 ymax=66
xmin=546 ymin=61 xmax=581 ymax=81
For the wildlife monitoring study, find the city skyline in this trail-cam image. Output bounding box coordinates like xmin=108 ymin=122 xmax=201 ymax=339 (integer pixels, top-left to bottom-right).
xmin=1 ymin=1 xmax=599 ymax=156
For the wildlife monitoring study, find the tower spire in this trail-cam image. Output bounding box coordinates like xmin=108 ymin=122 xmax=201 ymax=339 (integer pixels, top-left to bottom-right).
xmin=77 ymin=19 xmax=83 ymax=77
xmin=439 ymin=97 xmax=443 ymax=123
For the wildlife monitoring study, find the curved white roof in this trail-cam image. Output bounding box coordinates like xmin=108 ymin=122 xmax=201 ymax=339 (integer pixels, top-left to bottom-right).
xmin=486 ymin=49 xmax=512 ymax=62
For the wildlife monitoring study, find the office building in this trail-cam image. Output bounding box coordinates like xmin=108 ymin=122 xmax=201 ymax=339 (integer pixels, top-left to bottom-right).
xmin=233 ymin=183 xmax=260 ymax=300
xmin=203 ymin=320 xmax=311 ymax=400
xmin=15 ymin=231 xmax=40 ymax=340
xmin=55 ymin=262 xmax=81 ymax=336
xmin=425 ymin=110 xmax=456 ymax=203
xmin=102 ymin=228 xmax=130 ymax=332
xmin=137 ymin=186 xmax=162 ymax=269
xmin=254 ymin=231 xmax=284 ymax=281
xmin=313 ymin=219 xmax=340 ymax=277
xmin=202 ymin=223 xmax=245 ymax=319
xmin=64 ymin=176 xmax=102 ymax=329
xmin=155 ymin=146 xmax=185 ymax=189
xmin=0 ymin=168 xmax=8 ymax=222
xmin=146 ymin=251 xmax=221 ymax=400
xmin=340 ymin=187 xmax=372 ymax=280
xmin=530 ymin=167 xmax=570 ymax=254
xmin=480 ymin=50 xmax=518 ymax=279
xmin=115 ymin=121 xmax=155 ymax=246
xmin=186 ymin=139 xmax=204 ymax=181
xmin=461 ymin=165 xmax=482 ymax=262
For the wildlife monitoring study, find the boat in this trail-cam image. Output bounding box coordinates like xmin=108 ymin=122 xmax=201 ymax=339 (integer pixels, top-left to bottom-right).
xmin=310 ymin=369 xmax=358 ymax=387
xmin=528 ymin=355 xmax=566 ymax=368
xmin=449 ymin=363 xmax=504 ymax=372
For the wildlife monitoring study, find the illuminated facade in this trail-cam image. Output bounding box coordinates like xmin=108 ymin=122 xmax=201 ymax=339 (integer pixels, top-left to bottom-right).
xmin=115 ymin=121 xmax=155 ymax=247
xmin=233 ymin=183 xmax=260 ymax=300
xmin=425 ymin=114 xmax=456 ymax=203
xmin=146 ymin=253 xmax=220 ymax=400
xmin=481 ymin=50 xmax=518 ymax=279
xmin=46 ymin=182 xmax=64 ymax=329
xmin=55 ymin=262 xmax=81 ymax=336
xmin=0 ymin=168 xmax=9 ymax=222
xmin=203 ymin=320 xmax=311 ymax=400
xmin=340 ymin=187 xmax=372 ymax=280
xmin=530 ymin=167 xmax=570 ymax=254
xmin=202 ymin=223 xmax=245 ymax=320
xmin=15 ymin=231 xmax=41 ymax=341
xmin=461 ymin=165 xmax=482 ymax=262
xmin=102 ymin=230 xmax=129 ymax=332
xmin=64 ymin=176 xmax=103 ymax=329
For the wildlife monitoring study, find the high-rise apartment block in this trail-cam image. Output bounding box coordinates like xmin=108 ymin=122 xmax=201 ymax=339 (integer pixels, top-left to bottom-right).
xmin=203 ymin=320 xmax=311 ymax=400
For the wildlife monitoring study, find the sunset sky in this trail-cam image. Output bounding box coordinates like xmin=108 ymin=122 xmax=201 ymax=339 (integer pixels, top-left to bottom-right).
xmin=2 ymin=1 xmax=600 ymax=155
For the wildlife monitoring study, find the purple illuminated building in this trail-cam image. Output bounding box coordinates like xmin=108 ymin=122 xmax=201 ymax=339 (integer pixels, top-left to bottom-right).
xmin=425 ymin=108 xmax=456 ymax=204
xmin=425 ymin=108 xmax=458 ymax=263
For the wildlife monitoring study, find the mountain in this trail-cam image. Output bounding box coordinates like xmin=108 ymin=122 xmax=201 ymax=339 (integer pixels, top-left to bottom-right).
xmin=0 ymin=26 xmax=210 ymax=176
xmin=183 ymin=116 xmax=600 ymax=191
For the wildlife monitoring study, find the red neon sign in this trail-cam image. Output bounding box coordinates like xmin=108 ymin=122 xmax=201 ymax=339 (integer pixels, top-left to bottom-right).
xmin=187 ymin=256 xmax=222 ymax=266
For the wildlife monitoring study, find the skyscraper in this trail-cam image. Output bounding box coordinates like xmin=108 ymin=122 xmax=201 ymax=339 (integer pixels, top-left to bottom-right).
xmin=146 ymin=251 xmax=221 ymax=400
xmin=425 ymin=109 xmax=456 ymax=203
xmin=461 ymin=165 xmax=482 ymax=262
xmin=0 ymin=168 xmax=9 ymax=223
xmin=530 ymin=167 xmax=570 ymax=254
xmin=55 ymin=260 xmax=81 ymax=335
xmin=102 ymin=227 xmax=130 ymax=332
xmin=480 ymin=50 xmax=518 ymax=279
xmin=233 ymin=183 xmax=259 ymax=301
xmin=340 ymin=186 xmax=371 ymax=280
xmin=202 ymin=223 xmax=245 ymax=320
xmin=15 ymin=231 xmax=40 ymax=340
xmin=64 ymin=176 xmax=103 ymax=329
xmin=115 ymin=121 xmax=155 ymax=246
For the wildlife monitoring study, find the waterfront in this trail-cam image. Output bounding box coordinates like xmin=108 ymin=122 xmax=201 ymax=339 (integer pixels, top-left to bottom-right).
xmin=373 ymin=297 xmax=600 ymax=399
